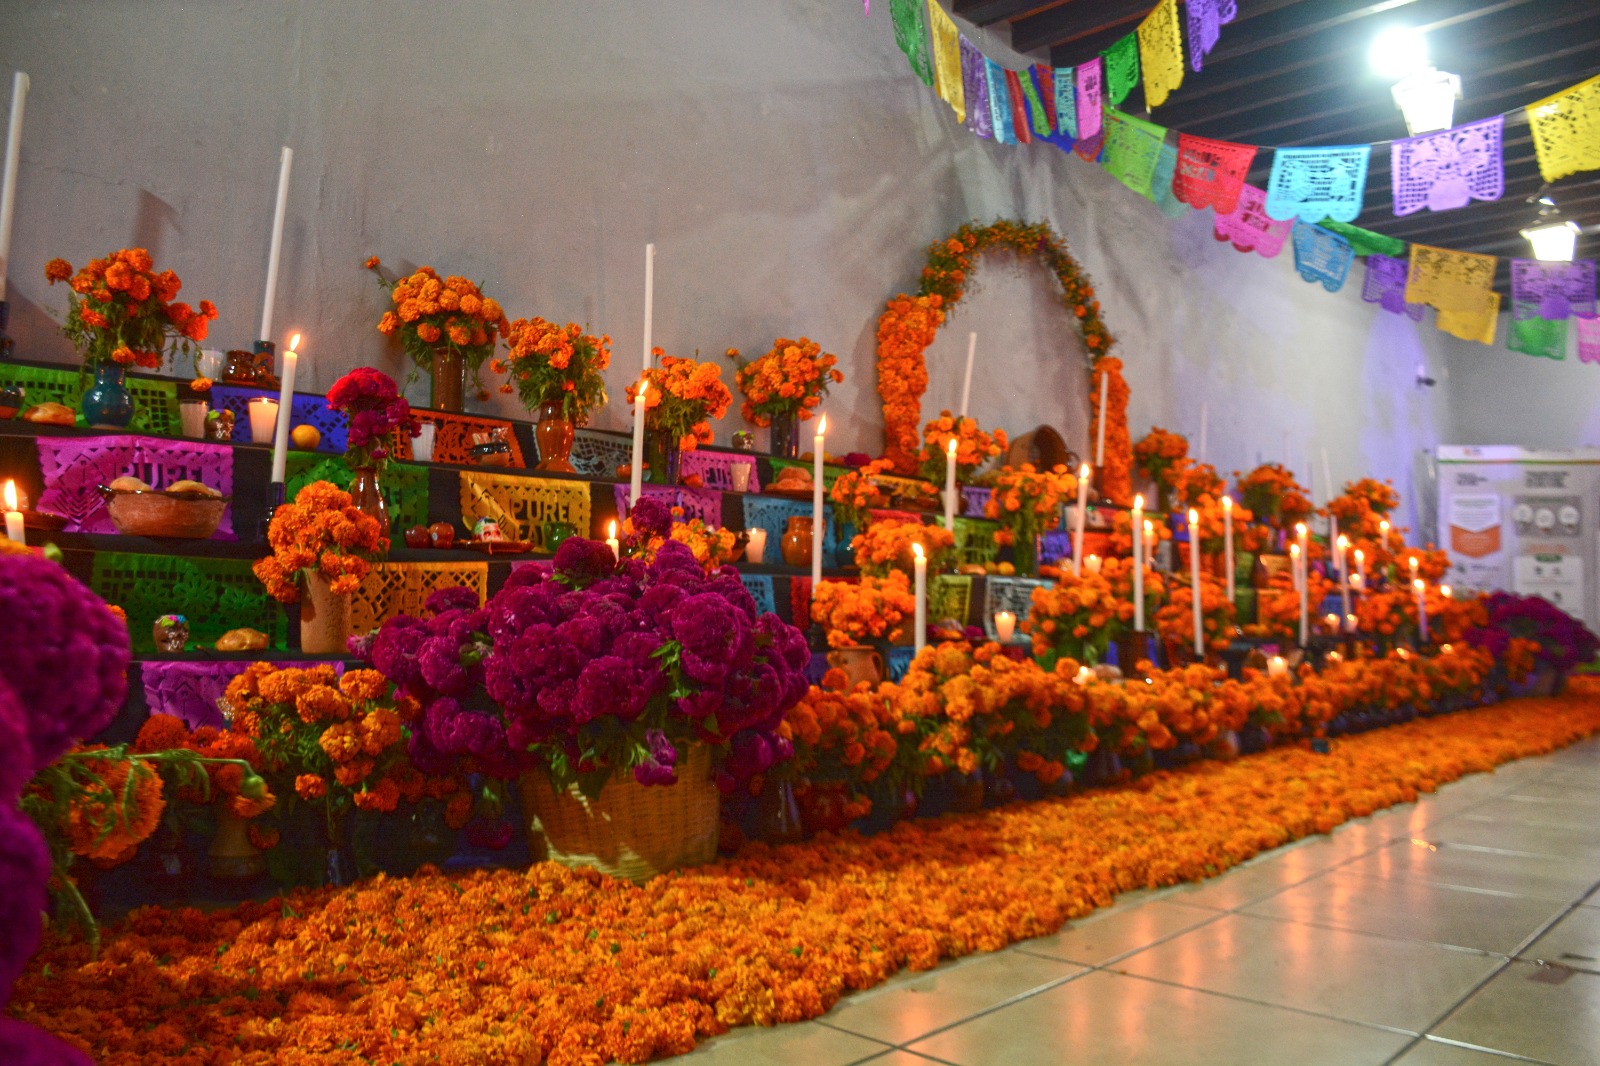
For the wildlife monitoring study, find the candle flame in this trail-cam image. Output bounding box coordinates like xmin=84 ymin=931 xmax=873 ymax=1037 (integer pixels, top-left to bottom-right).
xmin=912 ymin=542 xmax=924 ymax=560
xmin=1413 ymin=578 xmax=1425 ymax=591
xmin=1144 ymin=520 xmax=1154 ymax=534
xmin=636 ymin=379 xmax=650 ymax=402
xmin=1290 ymin=543 xmax=1300 ymax=558
xmin=1409 ymin=555 xmax=1418 ymax=569
xmin=1441 ymin=585 xmax=1453 ymax=598
xmin=1221 ymin=494 xmax=1232 ymax=509
xmin=1188 ymin=508 xmax=1198 ymax=523
xmin=608 ymin=520 xmax=617 ymax=538
xmin=1354 ymin=549 xmax=1365 ymax=562
xmin=288 ymin=332 xmax=302 ymax=352
xmin=1079 ymin=462 xmax=1090 ymax=478
xmin=1133 ymin=494 xmax=1144 ymax=511
xmin=947 ymin=438 xmax=957 ymax=456
xmin=3 ymin=480 xmax=15 ymax=511
xmin=1440 ymin=643 xmax=1453 ymax=654
xmin=1380 ymin=520 xmax=1390 ymax=533
xmin=1295 ymin=522 xmax=1307 ymax=537
xmin=1336 ymin=534 xmax=1349 ymax=549
xmin=818 ymin=414 xmax=827 ymax=436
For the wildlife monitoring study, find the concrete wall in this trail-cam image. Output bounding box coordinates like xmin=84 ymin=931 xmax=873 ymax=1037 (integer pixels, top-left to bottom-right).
xmin=0 ymin=0 xmax=1512 ymax=535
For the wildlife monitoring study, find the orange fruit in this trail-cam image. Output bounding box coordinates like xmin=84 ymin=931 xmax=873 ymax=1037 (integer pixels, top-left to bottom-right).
xmin=290 ymin=424 xmax=321 ymax=450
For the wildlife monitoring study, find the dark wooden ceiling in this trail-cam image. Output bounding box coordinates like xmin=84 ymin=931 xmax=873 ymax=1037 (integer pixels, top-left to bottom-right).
xmin=951 ymin=0 xmax=1600 ymax=292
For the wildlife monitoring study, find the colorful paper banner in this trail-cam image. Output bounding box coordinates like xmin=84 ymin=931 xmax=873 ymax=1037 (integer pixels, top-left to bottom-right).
xmin=1292 ymin=222 xmax=1355 ymax=293
xmin=1214 ymin=183 xmax=1293 ymax=258
xmin=1510 ymin=259 xmax=1597 ymax=321
xmin=1187 ymin=0 xmax=1237 ymax=72
xmin=1265 ymin=145 xmax=1371 ymax=223
xmin=1137 ymin=0 xmax=1185 ymax=108
xmin=1173 ymin=132 xmax=1256 ymax=214
xmin=1405 ymin=244 xmax=1499 ymax=313
xmin=1102 ymin=34 xmax=1140 ymax=106
xmin=1527 ymin=73 xmax=1600 ymax=183
xmin=1102 ymin=110 xmax=1167 ymax=197
xmin=1362 ymin=255 xmax=1426 ymax=320
xmin=960 ymin=37 xmax=992 ymax=139
xmin=1508 ymin=317 xmax=1568 ymax=360
xmin=1391 ymin=116 xmax=1504 ymax=216
xmin=926 ymin=0 xmax=964 ymax=122
xmin=891 ymin=0 xmax=933 ymax=86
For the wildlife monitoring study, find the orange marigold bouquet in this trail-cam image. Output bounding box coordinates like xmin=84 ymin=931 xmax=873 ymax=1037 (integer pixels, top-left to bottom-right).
xmin=851 ymin=519 xmax=955 ymax=577
xmin=1026 ymin=567 xmax=1136 ymax=667
xmin=1090 ymin=357 xmax=1133 ymax=504
xmin=1250 ymin=568 xmax=1336 ymax=644
xmin=1156 ymin=572 xmax=1237 ymax=655
xmin=780 ymin=680 xmax=902 ymax=796
xmin=627 ymin=352 xmax=733 ymax=451
xmin=620 ymin=499 xmax=739 ymax=571
xmin=983 ymin=463 xmax=1077 ymax=564
xmin=497 ymin=317 xmax=610 ymax=423
xmin=727 ymin=337 xmax=842 ymax=427
xmin=810 ymin=573 xmax=917 ymax=647
xmin=1105 ymin=505 xmax=1174 ymax=558
xmin=918 ymin=411 xmax=1009 ymax=486
xmin=45 ymin=248 xmax=218 ymax=372
xmin=253 ymin=480 xmax=388 ymax=604
xmin=876 ymin=293 xmax=945 ymax=472
xmin=829 ymin=458 xmax=895 ymax=530
xmin=368 ymin=258 xmax=509 ymax=395
xmin=1235 ymin=462 xmax=1312 ymax=531
xmin=1133 ymin=427 xmax=1190 ymax=497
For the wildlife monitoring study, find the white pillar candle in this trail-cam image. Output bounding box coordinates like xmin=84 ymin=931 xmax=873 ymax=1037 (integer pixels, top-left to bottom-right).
xmin=1094 ymin=369 xmax=1109 ymax=469
xmin=1267 ymin=655 xmax=1288 ymax=680
xmin=1222 ymin=495 xmax=1235 ymax=604
xmin=1189 ymin=508 xmax=1204 ymax=657
xmin=994 ymin=610 xmax=1016 ymax=643
xmin=1073 ymin=463 xmax=1089 ymax=576
xmin=0 ymin=72 xmax=28 ymax=302
xmin=605 ymin=519 xmax=620 ymax=561
xmin=629 ymin=379 xmax=648 ymax=505
xmin=1346 ymin=613 xmax=1358 ymax=634
xmin=1336 ymin=533 xmax=1352 ymax=624
xmin=1414 ymin=578 xmax=1429 ymax=644
xmin=248 ymin=397 xmax=278 ymax=444
xmin=1085 ymin=553 xmax=1102 ymax=575
xmin=1132 ymin=495 xmax=1144 ymax=631
xmin=912 ymin=542 xmax=927 ymax=652
xmin=745 ymin=526 xmax=767 ymax=565
xmin=1074 ymin=665 xmax=1093 ymax=686
xmin=259 ymin=146 xmax=292 ymax=343
xmin=641 ymin=243 xmax=655 ymax=373
xmin=812 ymin=414 xmax=826 ymax=587
xmin=959 ymin=331 xmax=976 ymax=418
xmin=943 ymin=438 xmax=958 ymax=531
xmin=270 ymin=333 xmax=299 ymax=485
xmin=3 ymin=480 xmax=23 ymax=543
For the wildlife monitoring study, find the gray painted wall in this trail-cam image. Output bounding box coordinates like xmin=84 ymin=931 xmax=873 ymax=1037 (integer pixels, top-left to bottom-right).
xmin=0 ymin=0 xmax=1528 ymax=536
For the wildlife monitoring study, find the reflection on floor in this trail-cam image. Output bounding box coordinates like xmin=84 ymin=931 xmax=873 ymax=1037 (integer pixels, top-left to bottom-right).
xmin=674 ymin=736 xmax=1600 ymax=1066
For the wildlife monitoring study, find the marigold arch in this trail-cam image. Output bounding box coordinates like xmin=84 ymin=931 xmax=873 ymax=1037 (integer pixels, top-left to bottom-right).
xmin=874 ymin=219 xmax=1131 ymax=504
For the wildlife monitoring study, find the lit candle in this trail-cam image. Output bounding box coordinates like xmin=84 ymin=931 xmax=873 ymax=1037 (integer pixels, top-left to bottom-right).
xmin=1295 ymin=522 xmax=1309 ymax=593
xmin=605 ymin=519 xmax=620 ymax=561
xmin=1409 ymin=555 xmax=1419 ymax=582
xmin=1132 ymin=495 xmax=1144 ymax=632
xmin=812 ymin=414 xmax=826 ymax=588
xmin=1291 ymin=542 xmax=1307 ymax=646
xmin=1085 ymin=553 xmax=1102 ymax=575
xmin=1189 ymin=508 xmax=1204 ymax=657
xmin=259 ymin=146 xmax=292 ymax=344
xmin=1074 ymin=665 xmax=1093 ymax=686
xmin=1336 ymin=533 xmax=1351 ymax=623
xmin=641 ymin=243 xmax=655 ymax=373
xmin=943 ymin=437 xmax=958 ymax=531
xmin=3 ymin=480 xmax=22 ymax=543
xmin=959 ymin=331 xmax=976 ymax=418
xmin=0 ymin=72 xmax=28 ymax=302
xmin=1094 ymin=369 xmax=1109 ymax=469
xmin=1440 ymin=584 xmax=1452 ymax=598
xmin=745 ymin=527 xmax=767 ymax=565
xmin=270 ymin=332 xmax=300 ymax=486
xmin=994 ymin=610 xmax=1016 ymax=643
xmin=1222 ymin=495 xmax=1235 ymax=604
xmin=248 ymin=397 xmax=279 ymax=444
xmin=1351 ymin=548 xmax=1366 ymax=592
xmin=1073 ymin=463 xmax=1089 ymax=576
xmin=1346 ymin=613 xmax=1357 ymax=634
xmin=629 ymin=378 xmax=649 ymax=505
xmin=1324 ymin=612 xmax=1340 ymax=634
xmin=1414 ymin=578 xmax=1429 ymax=644
xmin=1144 ymin=519 xmax=1156 ymax=573
xmin=912 ymin=542 xmax=927 ymax=653
xmin=1379 ymin=519 xmax=1391 ymax=552
xmin=1267 ymin=655 xmax=1288 ymax=679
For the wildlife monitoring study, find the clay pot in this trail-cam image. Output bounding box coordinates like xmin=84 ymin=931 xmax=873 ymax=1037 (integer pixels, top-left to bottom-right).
xmin=535 ymin=395 xmax=578 ymax=473
xmin=780 ymin=515 xmax=814 ymax=568
xmin=826 ymin=645 xmax=883 ymax=689
xmin=300 ymin=571 xmax=352 ymax=655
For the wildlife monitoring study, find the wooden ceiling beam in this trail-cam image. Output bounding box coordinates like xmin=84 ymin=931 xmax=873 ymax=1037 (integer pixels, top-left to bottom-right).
xmin=951 ymin=0 xmax=1068 ymax=27
xmin=1012 ymin=0 xmax=1150 ymax=54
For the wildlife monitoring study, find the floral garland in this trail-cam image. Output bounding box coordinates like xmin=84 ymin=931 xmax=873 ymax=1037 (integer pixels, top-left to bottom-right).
xmin=875 ymin=220 xmax=1118 ymax=474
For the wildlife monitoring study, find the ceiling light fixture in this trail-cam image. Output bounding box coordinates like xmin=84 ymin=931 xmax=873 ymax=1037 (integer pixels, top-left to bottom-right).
xmin=1521 ymin=196 xmax=1581 ymax=262
xmin=1372 ymin=27 xmax=1460 ymax=135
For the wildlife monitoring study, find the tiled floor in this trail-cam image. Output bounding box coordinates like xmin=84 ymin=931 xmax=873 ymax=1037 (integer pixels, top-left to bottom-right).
xmin=673 ymin=735 xmax=1600 ymax=1065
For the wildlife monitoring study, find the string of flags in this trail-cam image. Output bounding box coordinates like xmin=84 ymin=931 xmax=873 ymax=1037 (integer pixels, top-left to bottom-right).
xmin=887 ymin=0 xmax=1600 ymax=360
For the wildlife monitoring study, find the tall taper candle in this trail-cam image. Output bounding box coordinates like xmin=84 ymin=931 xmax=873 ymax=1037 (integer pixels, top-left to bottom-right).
xmin=259 ymin=146 xmax=292 ymax=343
xmin=1189 ymin=508 xmax=1204 ymax=657
xmin=1094 ymin=369 xmax=1109 ymax=469
xmin=912 ymin=542 xmax=927 ymax=653
xmin=812 ymin=415 xmax=826 ymax=589
xmin=943 ymin=438 xmax=957 ymax=531
xmin=1222 ymin=495 xmax=1235 ymax=604
xmin=1336 ymin=533 xmax=1351 ymax=620
xmin=641 ymin=243 xmax=655 ymax=373
xmin=1144 ymin=519 xmax=1155 ymax=572
xmin=1352 ymin=548 xmax=1365 ymax=592
xmin=270 ymin=333 xmax=300 ymax=485
xmin=1073 ymin=463 xmax=1089 ymax=576
xmin=1414 ymin=578 xmax=1429 ymax=645
xmin=0 ymin=72 xmax=28 ymax=302
xmin=1132 ymin=495 xmax=1144 ymax=632
xmin=628 ymin=379 xmax=648 ymax=505
xmin=959 ymin=332 xmax=976 ymax=418
xmin=1296 ymin=522 xmax=1309 ymax=594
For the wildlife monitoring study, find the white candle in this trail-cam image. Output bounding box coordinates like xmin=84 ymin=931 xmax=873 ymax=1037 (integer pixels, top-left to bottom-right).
xmin=259 ymin=146 xmax=292 ymax=343
xmin=1189 ymin=508 xmax=1204 ymax=657
xmin=1222 ymin=495 xmax=1235 ymax=604
xmin=629 ymin=378 xmax=648 ymax=505
xmin=812 ymin=414 xmax=826 ymax=588
xmin=1074 ymin=665 xmax=1093 ymax=686
xmin=270 ymin=333 xmax=299 ymax=485
xmin=1414 ymin=578 xmax=1429 ymax=644
xmin=1296 ymin=523 xmax=1309 ymax=593
xmin=1085 ymin=553 xmax=1102 ymax=575
xmin=0 ymin=72 xmax=28 ymax=302
xmin=1379 ymin=520 xmax=1391 ymax=552
xmin=248 ymin=397 xmax=278 ymax=444
xmin=1198 ymin=403 xmax=1209 ymax=466
xmin=641 ymin=243 xmax=655 ymax=373
xmin=1073 ymin=463 xmax=1089 ymax=576
xmin=1409 ymin=555 xmax=1419 ymax=582
xmin=1291 ymin=541 xmax=1308 ymax=647
xmin=3 ymin=479 xmax=22 ymax=543
xmin=745 ymin=527 xmax=767 ymax=565
xmin=1132 ymin=495 xmax=1144 ymax=632
xmin=1352 ymin=548 xmax=1365 ymax=592
xmin=1336 ymin=533 xmax=1351 ymax=624
xmin=1346 ymin=613 xmax=1358 ymax=634
xmin=944 ymin=438 xmax=958 ymax=531
xmin=1441 ymin=584 xmax=1452 ymax=599
xmin=605 ymin=519 xmax=620 ymax=561
xmin=959 ymin=331 xmax=976 ymax=418
xmin=913 ymin=542 xmax=927 ymax=652
xmin=1267 ymin=655 xmax=1288 ymax=680
xmin=994 ymin=610 xmax=1016 ymax=643
xmin=1094 ymin=369 xmax=1109 ymax=469
xmin=1144 ymin=519 xmax=1156 ymax=573
xmin=1324 ymin=612 xmax=1340 ymax=634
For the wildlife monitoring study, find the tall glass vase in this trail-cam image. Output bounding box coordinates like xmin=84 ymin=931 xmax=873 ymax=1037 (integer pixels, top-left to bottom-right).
xmin=348 ymin=465 xmax=390 ymax=543
xmin=430 ymin=348 xmax=465 ymax=412
xmin=535 ymin=393 xmax=578 ymax=473
xmin=645 ymin=429 xmax=680 ymax=486
xmin=770 ymin=411 xmax=800 ymax=459
xmin=81 ymin=363 xmax=135 ymax=428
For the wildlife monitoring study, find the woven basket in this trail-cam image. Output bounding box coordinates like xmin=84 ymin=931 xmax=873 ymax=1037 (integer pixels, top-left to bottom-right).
xmin=522 ymin=744 xmax=718 ymax=884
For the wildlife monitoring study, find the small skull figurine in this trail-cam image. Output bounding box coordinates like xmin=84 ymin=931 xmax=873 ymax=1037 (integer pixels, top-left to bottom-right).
xmin=205 ymin=409 xmax=236 ymax=441
xmin=152 ymin=614 xmax=190 ymax=653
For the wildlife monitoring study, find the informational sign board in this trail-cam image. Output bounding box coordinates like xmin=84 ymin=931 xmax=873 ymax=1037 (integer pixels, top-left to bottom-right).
xmin=1436 ymin=446 xmax=1600 ymax=625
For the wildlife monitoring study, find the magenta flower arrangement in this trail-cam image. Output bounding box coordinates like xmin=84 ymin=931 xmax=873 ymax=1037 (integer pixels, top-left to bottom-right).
xmin=326 ymin=366 xmax=422 ymax=470
xmin=365 ymin=536 xmax=809 ymax=796
xmin=1467 ymin=591 xmax=1600 ymax=674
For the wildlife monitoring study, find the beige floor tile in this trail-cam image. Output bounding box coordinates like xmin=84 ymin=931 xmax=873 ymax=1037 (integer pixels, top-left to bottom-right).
xmin=1433 ymin=963 xmax=1600 ymax=1065
xmin=1244 ymin=869 xmax=1563 ymax=955
xmin=1523 ymin=906 xmax=1600 ymax=967
xmin=670 ymin=1021 xmax=891 ymax=1065
xmin=1427 ymin=818 xmax=1600 ymax=858
xmin=1013 ymin=899 xmax=1221 ymax=966
xmin=1162 ymin=845 xmax=1357 ymax=911
xmin=1343 ymin=840 xmax=1600 ymax=902
xmin=1112 ymin=911 xmax=1503 ymax=1031
xmin=820 ymin=950 xmax=1083 ymax=1045
xmin=1458 ymin=803 xmax=1600 ymax=834
xmin=1391 ymin=1036 xmax=1561 ymax=1064
xmin=852 ymin=1053 xmax=956 ymax=1066
xmin=908 ymin=969 xmax=1411 ymax=1066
